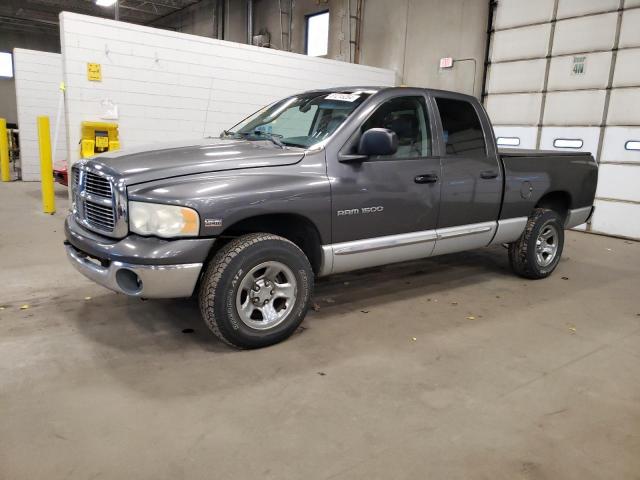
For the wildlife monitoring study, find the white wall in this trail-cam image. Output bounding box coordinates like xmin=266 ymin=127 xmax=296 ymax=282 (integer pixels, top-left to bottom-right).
xmin=0 ymin=30 xmax=60 ymax=126
xmin=59 ymin=12 xmax=395 ymax=166
xmin=13 ymin=49 xmax=67 ymax=181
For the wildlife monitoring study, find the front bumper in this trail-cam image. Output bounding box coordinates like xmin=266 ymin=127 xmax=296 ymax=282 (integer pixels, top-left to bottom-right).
xmin=65 ymin=243 xmax=202 ymax=298
xmin=65 ymin=215 xmax=215 ymax=298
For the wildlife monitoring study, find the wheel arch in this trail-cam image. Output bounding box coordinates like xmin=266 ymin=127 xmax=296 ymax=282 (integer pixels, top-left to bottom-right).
xmin=209 ymin=213 xmax=324 ymax=275
xmin=534 ymin=191 xmax=572 ymax=221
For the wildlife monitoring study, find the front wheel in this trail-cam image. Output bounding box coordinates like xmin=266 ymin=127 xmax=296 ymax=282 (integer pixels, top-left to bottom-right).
xmin=508 ymin=208 xmax=565 ymax=279
xmin=199 ymin=233 xmax=313 ymax=348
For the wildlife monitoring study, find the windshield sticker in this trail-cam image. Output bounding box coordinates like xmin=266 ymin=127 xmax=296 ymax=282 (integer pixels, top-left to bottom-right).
xmin=325 ymin=93 xmax=361 ymax=102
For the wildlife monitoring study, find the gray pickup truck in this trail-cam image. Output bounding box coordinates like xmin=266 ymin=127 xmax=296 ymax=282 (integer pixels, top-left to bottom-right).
xmin=65 ymin=87 xmax=598 ymax=348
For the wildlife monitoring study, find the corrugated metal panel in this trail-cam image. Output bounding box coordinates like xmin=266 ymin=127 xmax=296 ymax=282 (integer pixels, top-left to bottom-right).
xmin=556 ymin=0 xmax=619 ymax=19
xmin=539 ymin=126 xmax=600 ymax=154
xmin=493 ymin=126 xmax=538 ymax=149
xmin=543 ymin=90 xmax=606 ymax=125
xmin=552 ymin=13 xmax=618 ymax=55
xmin=601 ymin=127 xmax=640 ymax=163
xmin=490 ymin=24 xmax=552 ymax=62
xmin=590 ymin=200 xmax=640 ymax=239
xmin=547 ymin=51 xmax=612 ymax=90
xmin=612 ymin=48 xmax=640 ymax=87
xmin=484 ymin=0 xmax=640 ymax=239
xmin=493 ymin=0 xmax=555 ymax=30
xmin=618 ymin=8 xmax=640 ymax=48
xmin=486 ymin=59 xmax=546 ymax=93
xmin=607 ymin=88 xmax=640 ymax=125
xmin=596 ymin=164 xmax=640 ymax=202
xmin=485 ymin=93 xmax=542 ymax=125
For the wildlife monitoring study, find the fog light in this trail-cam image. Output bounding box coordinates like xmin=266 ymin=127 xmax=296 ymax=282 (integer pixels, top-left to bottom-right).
xmin=116 ymin=268 xmax=142 ymax=294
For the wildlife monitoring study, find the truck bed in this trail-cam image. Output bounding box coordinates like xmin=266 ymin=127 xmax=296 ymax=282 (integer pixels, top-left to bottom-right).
xmin=498 ymin=149 xmax=598 ymax=221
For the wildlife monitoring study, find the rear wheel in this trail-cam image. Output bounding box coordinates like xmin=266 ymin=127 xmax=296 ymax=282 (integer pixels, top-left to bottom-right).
xmin=508 ymin=208 xmax=564 ymax=279
xmin=199 ymin=233 xmax=313 ymax=348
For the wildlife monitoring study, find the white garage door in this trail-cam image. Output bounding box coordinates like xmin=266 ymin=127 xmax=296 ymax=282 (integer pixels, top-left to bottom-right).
xmin=485 ymin=0 xmax=640 ymax=240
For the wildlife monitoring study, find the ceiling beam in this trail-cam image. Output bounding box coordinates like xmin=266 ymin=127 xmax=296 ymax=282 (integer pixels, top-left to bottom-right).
xmin=146 ymin=0 xmax=204 ymax=26
xmin=128 ymin=0 xmax=184 ymax=11
xmin=0 ymin=0 xmax=204 ymax=34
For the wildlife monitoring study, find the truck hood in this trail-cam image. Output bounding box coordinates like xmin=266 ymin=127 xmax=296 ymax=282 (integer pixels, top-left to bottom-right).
xmin=86 ymin=138 xmax=305 ymax=185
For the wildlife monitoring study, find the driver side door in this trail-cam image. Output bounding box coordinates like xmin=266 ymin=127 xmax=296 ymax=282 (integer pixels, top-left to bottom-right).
xmin=326 ymin=93 xmax=442 ymax=272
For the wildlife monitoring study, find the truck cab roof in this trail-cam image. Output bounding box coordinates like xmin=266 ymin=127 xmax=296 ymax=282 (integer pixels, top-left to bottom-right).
xmin=305 ymin=86 xmax=479 ymax=102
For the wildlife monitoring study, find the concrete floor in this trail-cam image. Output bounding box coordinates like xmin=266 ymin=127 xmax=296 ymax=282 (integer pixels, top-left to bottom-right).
xmin=1 ymin=181 xmax=639 ymax=480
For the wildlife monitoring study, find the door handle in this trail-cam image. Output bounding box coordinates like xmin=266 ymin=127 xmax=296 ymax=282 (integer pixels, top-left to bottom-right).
xmin=414 ymin=173 xmax=439 ymax=184
xmin=480 ymin=170 xmax=499 ymax=179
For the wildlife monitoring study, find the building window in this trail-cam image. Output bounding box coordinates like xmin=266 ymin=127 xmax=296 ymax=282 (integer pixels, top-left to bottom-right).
xmin=624 ymin=140 xmax=640 ymax=151
xmin=496 ymin=137 xmax=520 ymax=147
xmin=553 ymin=138 xmax=583 ymax=149
xmin=305 ymin=11 xmax=329 ymax=57
xmin=0 ymin=52 xmax=13 ymax=78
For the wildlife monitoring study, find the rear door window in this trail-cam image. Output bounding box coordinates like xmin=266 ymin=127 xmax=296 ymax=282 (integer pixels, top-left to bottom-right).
xmin=435 ymin=98 xmax=486 ymax=156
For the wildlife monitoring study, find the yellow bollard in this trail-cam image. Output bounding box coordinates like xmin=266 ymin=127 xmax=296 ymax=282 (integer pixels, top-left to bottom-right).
xmin=37 ymin=116 xmax=56 ymax=214
xmin=0 ymin=118 xmax=9 ymax=182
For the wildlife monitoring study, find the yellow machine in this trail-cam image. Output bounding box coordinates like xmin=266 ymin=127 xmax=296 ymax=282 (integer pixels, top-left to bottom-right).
xmin=80 ymin=121 xmax=119 ymax=158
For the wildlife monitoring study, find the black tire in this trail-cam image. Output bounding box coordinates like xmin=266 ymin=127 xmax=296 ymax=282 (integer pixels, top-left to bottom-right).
xmin=198 ymin=233 xmax=313 ymax=349
xmin=508 ymin=208 xmax=565 ymax=279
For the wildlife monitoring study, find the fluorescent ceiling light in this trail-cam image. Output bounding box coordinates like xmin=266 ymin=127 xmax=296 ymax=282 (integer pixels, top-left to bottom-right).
xmin=96 ymin=0 xmax=117 ymax=7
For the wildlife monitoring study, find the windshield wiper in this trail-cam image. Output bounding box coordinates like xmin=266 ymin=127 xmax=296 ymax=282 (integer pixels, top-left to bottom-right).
xmin=248 ymin=131 xmax=285 ymax=148
xmin=221 ymin=130 xmax=285 ymax=148
xmin=262 ymin=133 xmax=284 ymax=148
xmin=220 ymin=130 xmax=236 ymax=139
xmin=281 ymin=141 xmax=307 ymax=148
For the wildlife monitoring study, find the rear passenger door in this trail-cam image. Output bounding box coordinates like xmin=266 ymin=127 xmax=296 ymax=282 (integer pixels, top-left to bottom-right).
xmin=433 ymin=94 xmax=503 ymax=229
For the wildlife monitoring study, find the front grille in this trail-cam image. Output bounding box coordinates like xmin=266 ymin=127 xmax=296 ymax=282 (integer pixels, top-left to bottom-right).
xmin=72 ymin=162 xmax=126 ymax=238
xmin=85 ymin=200 xmax=116 ymax=230
xmin=85 ymin=171 xmax=112 ymax=198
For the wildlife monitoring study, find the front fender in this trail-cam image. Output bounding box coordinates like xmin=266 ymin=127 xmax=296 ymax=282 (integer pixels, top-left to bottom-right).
xmin=127 ymin=157 xmax=331 ymax=243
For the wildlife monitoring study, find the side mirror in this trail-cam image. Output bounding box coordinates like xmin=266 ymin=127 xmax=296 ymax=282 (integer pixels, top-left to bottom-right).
xmin=358 ymin=128 xmax=398 ymax=156
xmin=338 ymin=128 xmax=398 ymax=163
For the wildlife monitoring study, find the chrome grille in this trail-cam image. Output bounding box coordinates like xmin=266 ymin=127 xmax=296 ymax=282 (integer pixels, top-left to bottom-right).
xmin=85 ymin=200 xmax=116 ymax=230
xmin=72 ymin=168 xmax=80 ymax=189
xmin=71 ymin=162 xmax=127 ymax=238
xmin=85 ymin=172 xmax=112 ymax=198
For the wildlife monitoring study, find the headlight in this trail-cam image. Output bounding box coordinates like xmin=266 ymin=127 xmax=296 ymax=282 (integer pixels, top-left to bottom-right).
xmin=129 ymin=202 xmax=200 ymax=238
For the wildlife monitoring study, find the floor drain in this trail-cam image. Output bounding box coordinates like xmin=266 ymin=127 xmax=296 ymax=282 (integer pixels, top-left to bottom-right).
xmin=182 ymin=328 xmax=194 ymax=334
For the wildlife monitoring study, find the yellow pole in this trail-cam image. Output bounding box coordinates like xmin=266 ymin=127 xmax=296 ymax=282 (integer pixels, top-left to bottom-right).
xmin=37 ymin=116 xmax=56 ymax=214
xmin=0 ymin=118 xmax=9 ymax=182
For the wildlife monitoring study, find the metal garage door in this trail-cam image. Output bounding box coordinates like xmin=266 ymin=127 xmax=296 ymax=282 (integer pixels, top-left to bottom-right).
xmin=485 ymin=0 xmax=640 ymax=239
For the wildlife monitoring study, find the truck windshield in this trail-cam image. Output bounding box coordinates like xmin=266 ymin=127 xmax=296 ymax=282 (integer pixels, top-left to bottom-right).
xmin=223 ymin=91 xmax=372 ymax=148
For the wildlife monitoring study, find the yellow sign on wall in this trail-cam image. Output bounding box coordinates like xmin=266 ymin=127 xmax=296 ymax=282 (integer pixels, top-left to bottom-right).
xmin=87 ymin=63 xmax=102 ymax=81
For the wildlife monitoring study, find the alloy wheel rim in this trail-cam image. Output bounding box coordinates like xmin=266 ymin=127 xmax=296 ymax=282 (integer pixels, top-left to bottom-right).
xmin=535 ymin=222 xmax=559 ymax=267
xmin=235 ymin=261 xmax=298 ymax=330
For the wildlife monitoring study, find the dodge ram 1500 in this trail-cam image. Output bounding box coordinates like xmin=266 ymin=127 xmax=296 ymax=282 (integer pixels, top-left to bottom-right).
xmin=65 ymin=87 xmax=598 ymax=348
